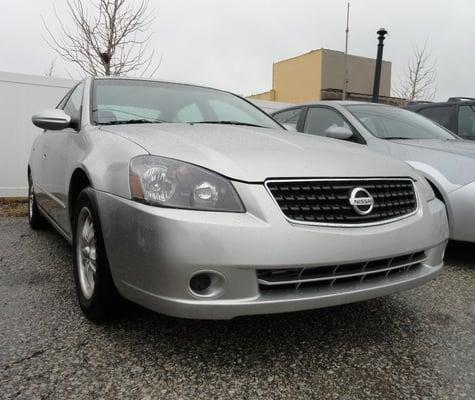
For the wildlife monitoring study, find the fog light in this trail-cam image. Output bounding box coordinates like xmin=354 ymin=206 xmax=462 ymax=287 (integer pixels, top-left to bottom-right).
xmin=189 ymin=271 xmax=225 ymax=298
xmin=190 ymin=273 xmax=212 ymax=292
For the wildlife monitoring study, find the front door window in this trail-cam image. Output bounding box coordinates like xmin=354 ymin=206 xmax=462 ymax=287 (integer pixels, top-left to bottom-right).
xmin=304 ymin=108 xmax=351 ymax=137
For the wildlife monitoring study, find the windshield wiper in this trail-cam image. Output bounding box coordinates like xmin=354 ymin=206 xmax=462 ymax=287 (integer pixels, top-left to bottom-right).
xmin=99 ymin=119 xmax=163 ymax=125
xmin=382 ymin=137 xmax=413 ymax=140
xmin=192 ymin=120 xmax=268 ymax=128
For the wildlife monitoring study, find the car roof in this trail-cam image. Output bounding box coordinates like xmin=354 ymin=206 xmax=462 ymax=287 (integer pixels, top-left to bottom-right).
xmin=272 ymin=101 xmax=388 ymax=113
xmin=407 ymin=99 xmax=475 ymax=110
xmin=296 ymin=100 xmax=373 ymax=106
xmin=249 ymin=99 xmax=294 ymax=112
xmin=91 ymin=75 xmax=228 ymax=94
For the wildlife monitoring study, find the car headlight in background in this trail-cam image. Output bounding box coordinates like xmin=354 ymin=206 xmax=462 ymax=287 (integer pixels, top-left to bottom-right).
xmin=129 ymin=155 xmax=245 ymax=212
xmin=416 ymin=176 xmax=435 ymax=202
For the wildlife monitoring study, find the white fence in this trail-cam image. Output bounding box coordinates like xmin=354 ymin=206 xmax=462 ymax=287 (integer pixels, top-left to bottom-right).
xmin=0 ymin=72 xmax=76 ymax=197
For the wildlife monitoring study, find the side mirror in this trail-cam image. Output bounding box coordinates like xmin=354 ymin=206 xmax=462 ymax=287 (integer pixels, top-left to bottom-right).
xmin=282 ymin=123 xmax=297 ymax=132
xmin=325 ymin=126 xmax=353 ymax=140
xmin=32 ymin=109 xmax=71 ymax=130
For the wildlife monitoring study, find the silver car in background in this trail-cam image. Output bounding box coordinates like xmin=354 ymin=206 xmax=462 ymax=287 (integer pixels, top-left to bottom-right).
xmin=273 ymin=102 xmax=475 ymax=243
xmin=28 ymin=78 xmax=448 ymax=321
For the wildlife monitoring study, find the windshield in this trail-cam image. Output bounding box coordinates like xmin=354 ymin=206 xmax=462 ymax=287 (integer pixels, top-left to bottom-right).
xmin=345 ymin=104 xmax=457 ymax=140
xmin=92 ymin=79 xmax=281 ymax=129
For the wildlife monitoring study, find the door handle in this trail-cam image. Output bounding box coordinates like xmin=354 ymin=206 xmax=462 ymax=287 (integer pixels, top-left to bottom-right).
xmin=42 ymin=153 xmax=47 ymax=159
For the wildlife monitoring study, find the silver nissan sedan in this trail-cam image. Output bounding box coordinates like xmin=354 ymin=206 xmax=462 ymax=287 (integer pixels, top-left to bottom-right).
xmin=28 ymin=78 xmax=448 ymax=321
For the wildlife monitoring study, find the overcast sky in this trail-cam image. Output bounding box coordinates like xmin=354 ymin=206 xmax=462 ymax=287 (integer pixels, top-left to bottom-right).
xmin=0 ymin=0 xmax=473 ymax=101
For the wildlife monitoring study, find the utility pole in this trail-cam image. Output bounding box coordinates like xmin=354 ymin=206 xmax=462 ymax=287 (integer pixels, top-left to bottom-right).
xmin=342 ymin=2 xmax=350 ymax=100
xmin=371 ymin=28 xmax=388 ymax=103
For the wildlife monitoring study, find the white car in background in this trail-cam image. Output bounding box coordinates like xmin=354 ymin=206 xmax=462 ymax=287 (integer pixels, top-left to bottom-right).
xmin=249 ymin=99 xmax=293 ymax=115
xmin=273 ymin=101 xmax=475 ymax=242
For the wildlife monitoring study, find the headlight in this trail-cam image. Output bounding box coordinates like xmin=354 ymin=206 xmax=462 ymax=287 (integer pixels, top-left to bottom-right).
xmin=417 ymin=176 xmax=435 ymax=202
xmin=129 ymin=155 xmax=245 ymax=212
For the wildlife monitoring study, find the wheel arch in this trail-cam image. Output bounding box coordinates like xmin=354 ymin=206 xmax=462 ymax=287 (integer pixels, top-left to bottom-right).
xmin=406 ymin=162 xmax=453 ymax=203
xmin=405 ymin=161 xmax=455 ymax=232
xmin=423 ymin=176 xmax=456 ymax=237
xmin=426 ymin=178 xmax=445 ymax=204
xmin=68 ymin=167 xmax=93 ymax=227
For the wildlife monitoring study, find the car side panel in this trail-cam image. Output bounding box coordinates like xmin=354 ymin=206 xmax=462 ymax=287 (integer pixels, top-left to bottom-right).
xmin=30 ymin=77 xmax=148 ymax=237
xmin=29 ymin=135 xmax=46 ymax=200
xmin=41 ymin=128 xmax=75 ymax=232
xmin=61 ymin=126 xmax=148 ymax=236
xmin=448 ymin=182 xmax=475 ymax=241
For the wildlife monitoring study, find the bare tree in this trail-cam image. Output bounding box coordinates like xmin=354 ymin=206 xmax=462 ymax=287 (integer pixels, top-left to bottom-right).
xmin=395 ymin=41 xmax=437 ymax=102
xmin=42 ymin=0 xmax=160 ymax=77
xmin=44 ymin=59 xmax=57 ymax=77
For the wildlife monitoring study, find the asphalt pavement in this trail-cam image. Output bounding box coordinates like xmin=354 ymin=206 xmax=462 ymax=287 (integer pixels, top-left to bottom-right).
xmin=0 ymin=216 xmax=474 ymax=399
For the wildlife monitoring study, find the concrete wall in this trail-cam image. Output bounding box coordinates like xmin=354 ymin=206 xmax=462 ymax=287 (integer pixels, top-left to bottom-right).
xmin=272 ymin=50 xmax=322 ymax=103
xmin=0 ymin=72 xmax=76 ymax=197
xmin=320 ymin=49 xmax=391 ymax=97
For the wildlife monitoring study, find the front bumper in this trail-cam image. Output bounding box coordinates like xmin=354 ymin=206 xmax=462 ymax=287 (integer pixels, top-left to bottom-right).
xmin=96 ymin=182 xmax=448 ymax=320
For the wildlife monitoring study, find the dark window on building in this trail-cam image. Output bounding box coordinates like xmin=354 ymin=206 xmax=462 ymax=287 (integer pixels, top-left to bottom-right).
xmin=273 ymin=108 xmax=302 ymax=129
xmin=419 ymin=106 xmax=452 ymax=129
xmin=458 ymin=105 xmax=475 ymax=139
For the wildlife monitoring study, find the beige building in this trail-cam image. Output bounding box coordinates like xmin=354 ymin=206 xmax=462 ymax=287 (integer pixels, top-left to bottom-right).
xmin=248 ymin=48 xmax=394 ymax=104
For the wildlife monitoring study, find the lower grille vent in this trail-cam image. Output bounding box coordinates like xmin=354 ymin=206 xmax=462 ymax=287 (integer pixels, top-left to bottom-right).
xmin=257 ymin=251 xmax=426 ymax=292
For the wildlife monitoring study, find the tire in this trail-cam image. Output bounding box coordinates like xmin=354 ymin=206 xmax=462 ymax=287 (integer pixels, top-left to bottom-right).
xmin=72 ymin=187 xmax=120 ymax=321
xmin=28 ymin=174 xmax=48 ymax=229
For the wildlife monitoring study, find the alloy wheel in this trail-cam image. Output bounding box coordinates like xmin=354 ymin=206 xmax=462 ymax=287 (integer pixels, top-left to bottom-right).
xmin=28 ymin=188 xmax=34 ymax=220
xmin=76 ymin=207 xmax=97 ymax=300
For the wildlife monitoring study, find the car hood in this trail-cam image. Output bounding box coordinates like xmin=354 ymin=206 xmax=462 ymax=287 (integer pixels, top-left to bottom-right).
xmin=391 ymin=139 xmax=475 ymax=159
xmin=102 ymin=123 xmax=416 ymax=182
xmin=377 ymin=139 xmax=475 ymax=186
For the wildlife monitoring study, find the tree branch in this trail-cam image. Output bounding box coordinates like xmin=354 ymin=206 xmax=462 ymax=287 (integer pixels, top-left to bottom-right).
xmin=394 ymin=40 xmax=437 ymax=101
xmin=42 ymin=0 xmax=160 ymax=77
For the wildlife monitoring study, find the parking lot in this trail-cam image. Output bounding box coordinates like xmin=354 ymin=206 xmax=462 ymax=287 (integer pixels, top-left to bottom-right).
xmin=0 ymin=215 xmax=473 ymax=400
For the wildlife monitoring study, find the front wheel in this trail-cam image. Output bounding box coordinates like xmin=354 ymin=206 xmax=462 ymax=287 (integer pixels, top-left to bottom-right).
xmin=72 ymin=188 xmax=120 ymax=321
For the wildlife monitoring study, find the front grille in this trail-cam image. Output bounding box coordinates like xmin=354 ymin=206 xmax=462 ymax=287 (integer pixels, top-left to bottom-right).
xmin=266 ymin=178 xmax=417 ymax=226
xmin=257 ymin=251 xmax=426 ymax=293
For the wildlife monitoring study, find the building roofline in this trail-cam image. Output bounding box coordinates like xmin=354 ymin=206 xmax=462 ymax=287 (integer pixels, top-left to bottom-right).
xmin=273 ymin=48 xmax=391 ymax=65
xmin=0 ymin=70 xmax=76 ymax=89
xmin=320 ymin=48 xmax=391 ymax=64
